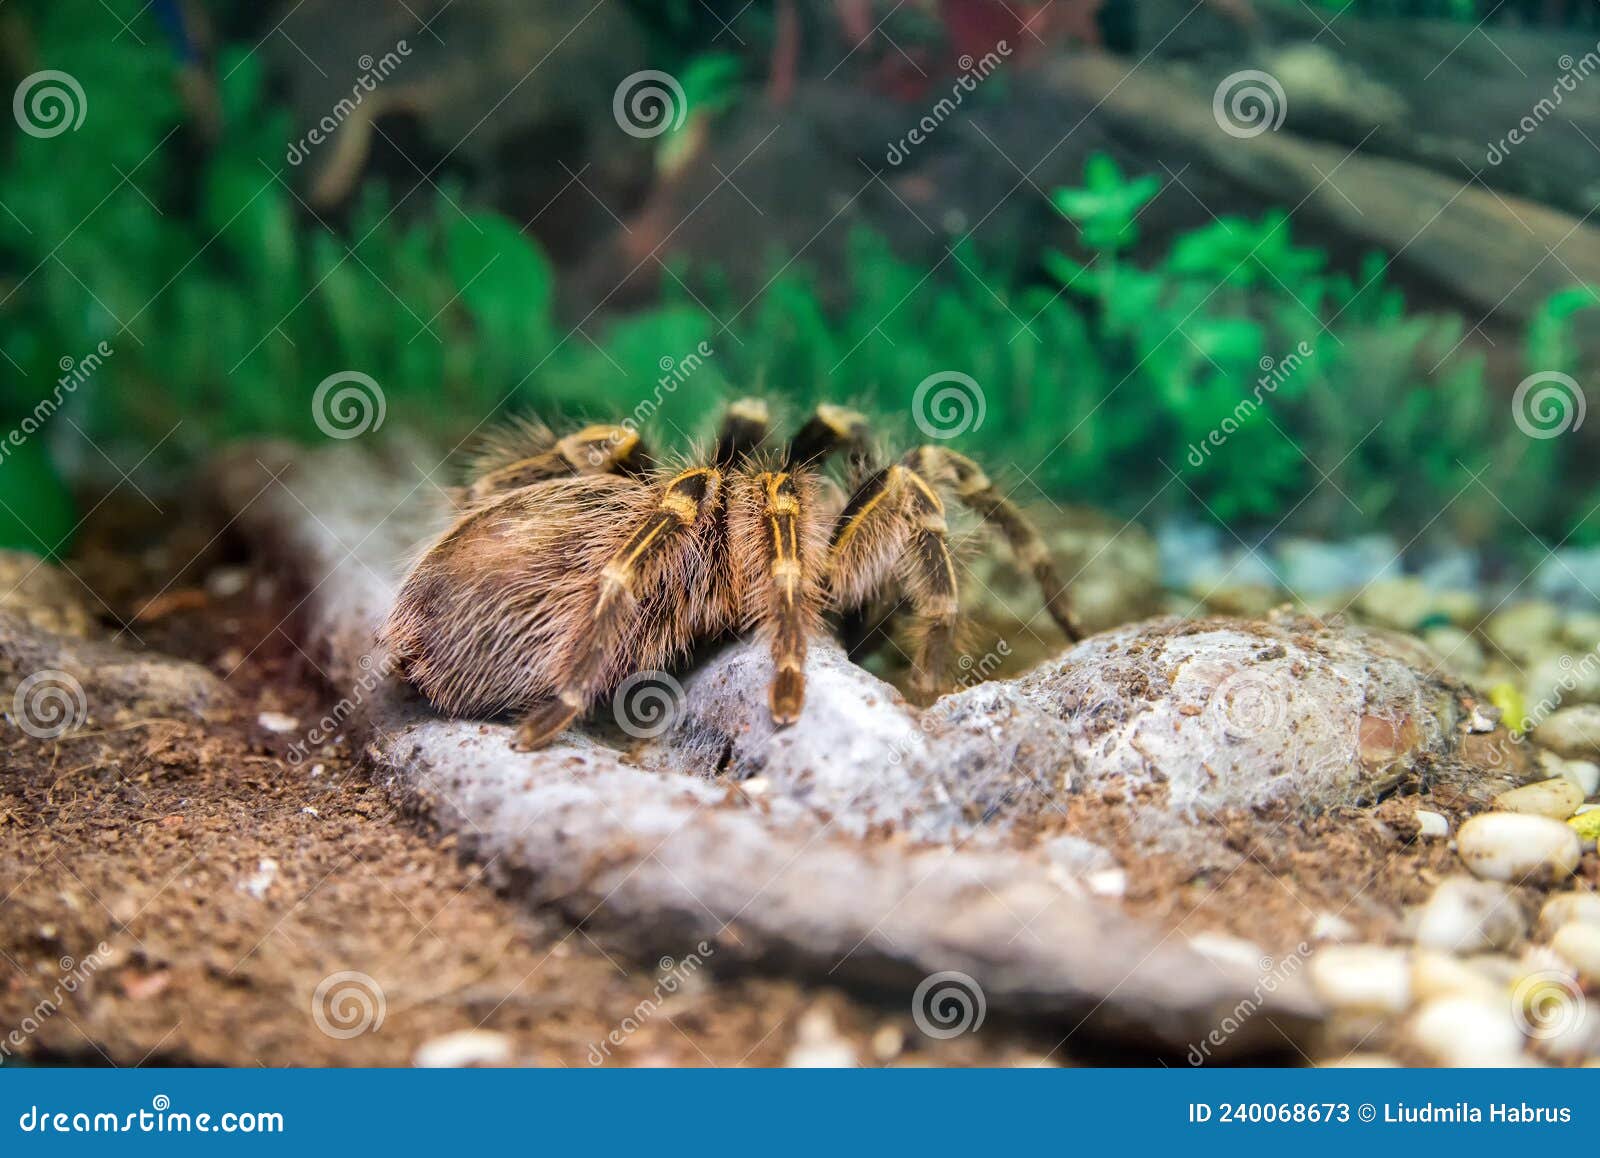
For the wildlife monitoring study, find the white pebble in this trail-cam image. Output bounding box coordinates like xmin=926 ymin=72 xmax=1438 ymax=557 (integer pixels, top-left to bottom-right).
xmin=1086 ymin=868 xmax=1127 ymax=898
xmin=237 ymin=857 xmax=278 ymax=901
xmin=1551 ymin=922 xmax=1600 ymax=985
xmin=1311 ymin=912 xmax=1357 ymax=942
xmin=1536 ymin=705 xmax=1600 ymax=758
xmin=1540 ymin=752 xmax=1600 ymax=798
xmin=1414 ymin=809 xmax=1450 ymax=838
xmin=413 ymin=1029 xmax=513 ymax=1068
xmin=1410 ymin=950 xmax=1501 ymax=1004
xmin=1409 ymin=996 xmax=1525 ymax=1066
xmin=1538 ymin=891 xmax=1600 ymax=936
xmin=1309 ymin=945 xmax=1411 ymax=1014
xmin=1414 ymin=876 xmax=1525 ymax=954
xmin=1456 ymin=813 xmax=1582 ymax=884
xmin=257 ymin=711 xmax=300 ymax=734
xmin=1493 ymin=777 xmax=1583 ymax=820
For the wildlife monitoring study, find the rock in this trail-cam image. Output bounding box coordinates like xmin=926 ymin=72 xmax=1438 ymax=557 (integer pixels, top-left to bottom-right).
xmin=785 ymin=1007 xmax=857 ymax=1069
xmin=0 ymin=551 xmax=97 ymax=638
xmin=1536 ymin=705 xmax=1600 ymax=758
xmin=1551 ymin=923 xmax=1600 ymax=986
xmin=1493 ymin=777 xmax=1584 ymax=820
xmin=1539 ymin=752 xmax=1600 ymax=798
xmin=1275 ymin=535 xmax=1399 ymax=598
xmin=1408 ymin=996 xmax=1525 ymax=1066
xmin=413 ymin=1029 xmax=514 ymax=1068
xmin=1485 ymin=602 xmax=1563 ymax=664
xmin=0 ymin=611 xmax=232 ymax=731
xmin=1414 ymin=810 xmax=1450 ymax=839
xmin=1309 ymin=945 xmax=1411 ymax=1014
xmin=1421 ymin=626 xmax=1484 ymax=681
xmin=1351 ymin=578 xmax=1435 ymax=632
xmin=257 ymin=711 xmax=301 ymax=734
xmin=1414 ymin=876 xmax=1526 ymax=954
xmin=1311 ymin=912 xmax=1357 ymax=942
xmin=1538 ymin=892 xmax=1600 ymax=937
xmin=1525 ymin=654 xmax=1600 ymax=716
xmin=1532 ymin=548 xmax=1600 ymax=609
xmin=1410 ymin=951 xmax=1501 ymax=1005
xmin=1456 ymin=813 xmax=1582 ymax=884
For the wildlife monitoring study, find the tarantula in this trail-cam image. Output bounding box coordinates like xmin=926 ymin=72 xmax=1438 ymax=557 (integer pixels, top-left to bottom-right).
xmin=381 ymin=399 xmax=1082 ymax=750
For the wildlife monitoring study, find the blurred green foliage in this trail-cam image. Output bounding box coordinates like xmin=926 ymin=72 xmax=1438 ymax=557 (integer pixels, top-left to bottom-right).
xmin=1 ymin=0 xmax=1595 ymax=561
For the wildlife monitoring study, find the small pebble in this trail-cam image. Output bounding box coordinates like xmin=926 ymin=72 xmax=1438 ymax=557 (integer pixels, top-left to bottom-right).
xmin=1493 ymin=777 xmax=1583 ymax=820
xmin=1414 ymin=876 xmax=1525 ymax=954
xmin=1309 ymin=945 xmax=1411 ymax=1014
xmin=1455 ymin=813 xmax=1582 ymax=884
xmin=205 ymin=567 xmax=249 ymax=598
xmin=1536 ymin=705 xmax=1600 ymax=758
xmin=1485 ymin=602 xmax=1561 ymax=662
xmin=1410 ymin=950 xmax=1501 ymax=1004
xmin=1086 ymin=868 xmax=1127 ymax=898
xmin=1311 ymin=912 xmax=1357 ymax=942
xmin=870 ymin=1024 xmax=904 ymax=1062
xmin=1538 ymin=892 xmax=1600 ymax=936
xmin=1408 ymin=996 xmax=1525 ymax=1066
xmin=1414 ymin=809 xmax=1450 ymax=838
xmin=785 ymin=1007 xmax=858 ymax=1068
xmin=257 ymin=711 xmax=300 ymax=734
xmin=1539 ymin=752 xmax=1600 ymax=798
xmin=413 ymin=1029 xmax=513 ymax=1068
xmin=1551 ymin=922 xmax=1600 ymax=985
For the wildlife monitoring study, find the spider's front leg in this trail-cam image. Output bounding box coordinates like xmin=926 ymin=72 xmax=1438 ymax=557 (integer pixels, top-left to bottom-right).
xmin=733 ymin=469 xmax=825 ymax=725
xmin=514 ymin=466 xmax=722 ymax=750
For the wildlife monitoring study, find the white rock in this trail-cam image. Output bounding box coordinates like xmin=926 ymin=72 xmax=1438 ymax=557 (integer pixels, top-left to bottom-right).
xmin=1551 ymin=922 xmax=1600 ymax=985
xmin=237 ymin=857 xmax=278 ymax=900
xmin=1188 ymin=933 xmax=1265 ymax=971
xmin=1537 ymin=705 xmax=1600 ymax=758
xmin=1410 ymin=950 xmax=1501 ymax=1004
xmin=412 ymin=1029 xmax=513 ymax=1068
xmin=1309 ymin=945 xmax=1411 ymax=1014
xmin=1421 ymin=626 xmax=1484 ymax=681
xmin=1086 ymin=868 xmax=1127 ymax=898
xmin=1485 ymin=602 xmax=1562 ymax=662
xmin=1538 ymin=891 xmax=1600 ymax=937
xmin=1409 ymin=996 xmax=1525 ymax=1066
xmin=1455 ymin=813 xmax=1582 ymax=884
xmin=1414 ymin=876 xmax=1525 ymax=954
xmin=257 ymin=711 xmax=300 ymax=733
xmin=1493 ymin=777 xmax=1584 ymax=820
xmin=1311 ymin=912 xmax=1357 ymax=942
xmin=1547 ymin=755 xmax=1600 ymax=798
xmin=205 ymin=567 xmax=250 ymax=598
xmin=785 ymin=1007 xmax=858 ymax=1068
xmin=1414 ymin=809 xmax=1450 ymax=838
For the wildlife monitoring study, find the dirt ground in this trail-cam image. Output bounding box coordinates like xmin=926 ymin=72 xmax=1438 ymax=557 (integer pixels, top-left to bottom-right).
xmin=2 ymin=508 xmax=1585 ymax=1067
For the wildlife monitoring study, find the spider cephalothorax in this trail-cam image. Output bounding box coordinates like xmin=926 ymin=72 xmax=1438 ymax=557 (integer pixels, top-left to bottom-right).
xmin=381 ymin=399 xmax=1082 ymax=749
